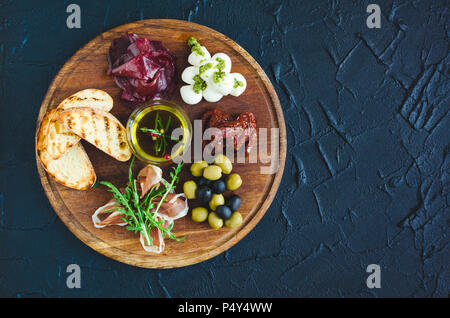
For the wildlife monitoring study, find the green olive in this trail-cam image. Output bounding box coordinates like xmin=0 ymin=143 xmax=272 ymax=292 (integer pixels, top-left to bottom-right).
xmin=225 ymin=211 xmax=243 ymax=229
xmin=191 ymin=207 xmax=208 ymax=223
xmin=183 ymin=180 xmax=197 ymax=199
xmin=226 ymin=173 xmax=242 ymax=191
xmin=208 ymin=212 xmax=223 ymax=229
xmin=203 ymin=165 xmax=222 ymax=181
xmin=190 ymin=161 xmax=208 ymax=177
xmin=209 ymin=193 xmax=225 ymax=211
xmin=214 ymin=154 xmax=233 ymax=174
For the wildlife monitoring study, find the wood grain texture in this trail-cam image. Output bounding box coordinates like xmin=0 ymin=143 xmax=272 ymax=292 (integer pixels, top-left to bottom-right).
xmin=35 ymin=19 xmax=286 ymax=268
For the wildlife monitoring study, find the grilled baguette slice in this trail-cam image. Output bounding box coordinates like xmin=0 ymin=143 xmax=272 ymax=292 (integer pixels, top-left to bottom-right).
xmin=58 ymin=107 xmax=132 ymax=162
xmin=45 ymin=89 xmax=113 ymax=160
xmin=37 ymin=109 xmax=96 ymax=190
xmin=36 ymin=108 xmax=55 ymax=153
xmin=57 ymin=89 xmax=113 ymax=111
xmin=39 ymin=143 xmax=96 ymax=190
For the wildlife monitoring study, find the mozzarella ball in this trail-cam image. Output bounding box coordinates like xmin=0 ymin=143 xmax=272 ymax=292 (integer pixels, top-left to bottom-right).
xmin=202 ymin=85 xmax=223 ymax=103
xmin=181 ymin=66 xmax=199 ymax=85
xmin=209 ymin=73 xmax=234 ymax=96
xmin=212 ymin=53 xmax=232 ymax=73
xmin=180 ymin=85 xmax=202 ymax=105
xmin=188 ymin=46 xmax=211 ymax=66
xmin=198 ymin=60 xmax=218 ymax=82
xmin=230 ymin=73 xmax=247 ymax=97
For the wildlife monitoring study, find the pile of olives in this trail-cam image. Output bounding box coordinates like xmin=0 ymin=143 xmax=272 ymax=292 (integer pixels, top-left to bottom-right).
xmin=183 ymin=154 xmax=243 ymax=229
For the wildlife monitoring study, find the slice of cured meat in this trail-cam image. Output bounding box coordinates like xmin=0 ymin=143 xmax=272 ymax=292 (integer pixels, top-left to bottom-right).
xmin=139 ymin=217 xmax=172 ymax=254
xmin=152 ymin=193 xmax=189 ymax=221
xmin=137 ymin=164 xmax=162 ymax=198
xmin=107 ymin=33 xmax=176 ymax=104
xmin=92 ymin=199 xmax=127 ymax=228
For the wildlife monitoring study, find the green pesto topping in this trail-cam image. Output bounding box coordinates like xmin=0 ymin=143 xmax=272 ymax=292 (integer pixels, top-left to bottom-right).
xmin=193 ymin=75 xmax=207 ymax=93
xmin=233 ymin=78 xmax=244 ymax=88
xmin=199 ymin=62 xmax=213 ymax=74
xmin=187 ymin=37 xmax=198 ymax=47
xmin=188 ymin=37 xmax=205 ymax=57
xmin=213 ymin=70 xmax=226 ymax=83
xmin=215 ymin=57 xmax=225 ymax=71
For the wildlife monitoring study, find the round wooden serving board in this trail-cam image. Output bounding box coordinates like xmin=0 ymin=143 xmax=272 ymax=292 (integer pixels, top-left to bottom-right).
xmin=35 ymin=19 xmax=286 ymax=268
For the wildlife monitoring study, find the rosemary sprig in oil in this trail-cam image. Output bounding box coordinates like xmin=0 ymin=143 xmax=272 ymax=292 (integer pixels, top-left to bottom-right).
xmin=140 ymin=111 xmax=179 ymax=157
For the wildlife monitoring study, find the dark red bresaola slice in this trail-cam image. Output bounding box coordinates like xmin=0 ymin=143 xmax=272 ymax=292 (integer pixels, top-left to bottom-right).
xmin=110 ymin=54 xmax=161 ymax=80
xmin=107 ymin=33 xmax=176 ymax=104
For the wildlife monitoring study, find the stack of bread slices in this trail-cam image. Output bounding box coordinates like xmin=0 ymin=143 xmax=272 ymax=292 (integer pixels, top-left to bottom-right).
xmin=36 ymin=89 xmax=132 ymax=190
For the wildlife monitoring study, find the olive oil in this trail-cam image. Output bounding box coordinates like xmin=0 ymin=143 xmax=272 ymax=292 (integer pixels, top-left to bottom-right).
xmin=136 ymin=109 xmax=182 ymax=156
xmin=127 ymin=102 xmax=191 ymax=164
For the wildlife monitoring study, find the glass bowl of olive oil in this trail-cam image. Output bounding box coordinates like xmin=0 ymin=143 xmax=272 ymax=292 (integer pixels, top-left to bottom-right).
xmin=126 ymin=100 xmax=192 ymax=165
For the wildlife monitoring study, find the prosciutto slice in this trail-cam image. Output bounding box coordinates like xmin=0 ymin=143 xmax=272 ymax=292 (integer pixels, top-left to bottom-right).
xmin=139 ymin=217 xmax=172 ymax=254
xmin=92 ymin=199 xmax=127 ymax=228
xmin=152 ymin=193 xmax=189 ymax=221
xmin=137 ymin=164 xmax=162 ymax=197
xmin=92 ymin=164 xmax=187 ymax=253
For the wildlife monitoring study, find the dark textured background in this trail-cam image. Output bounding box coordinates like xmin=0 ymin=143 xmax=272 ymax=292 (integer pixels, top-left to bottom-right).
xmin=0 ymin=0 xmax=448 ymax=297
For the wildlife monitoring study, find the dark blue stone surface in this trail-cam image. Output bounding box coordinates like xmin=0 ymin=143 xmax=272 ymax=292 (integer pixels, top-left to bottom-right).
xmin=0 ymin=0 xmax=448 ymax=297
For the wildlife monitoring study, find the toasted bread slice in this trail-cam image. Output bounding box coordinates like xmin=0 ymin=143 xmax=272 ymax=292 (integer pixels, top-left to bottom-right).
xmin=58 ymin=107 xmax=132 ymax=162
xmin=45 ymin=89 xmax=114 ymax=160
xmin=46 ymin=110 xmax=82 ymax=160
xmin=36 ymin=108 xmax=55 ymax=152
xmin=37 ymin=109 xmax=96 ymax=190
xmin=39 ymin=143 xmax=96 ymax=190
xmin=57 ymin=89 xmax=114 ymax=111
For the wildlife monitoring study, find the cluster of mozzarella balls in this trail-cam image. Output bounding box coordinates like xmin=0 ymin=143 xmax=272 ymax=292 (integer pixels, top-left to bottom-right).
xmin=180 ymin=38 xmax=247 ymax=105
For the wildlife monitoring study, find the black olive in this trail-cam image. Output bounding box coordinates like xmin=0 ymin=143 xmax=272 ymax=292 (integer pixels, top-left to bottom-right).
xmin=196 ymin=186 xmax=212 ymax=203
xmin=211 ymin=179 xmax=226 ymax=194
xmin=215 ymin=205 xmax=232 ymax=220
xmin=226 ymin=195 xmax=241 ymax=212
xmin=196 ymin=177 xmax=206 ymax=187
xmin=197 ymin=177 xmax=212 ymax=187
